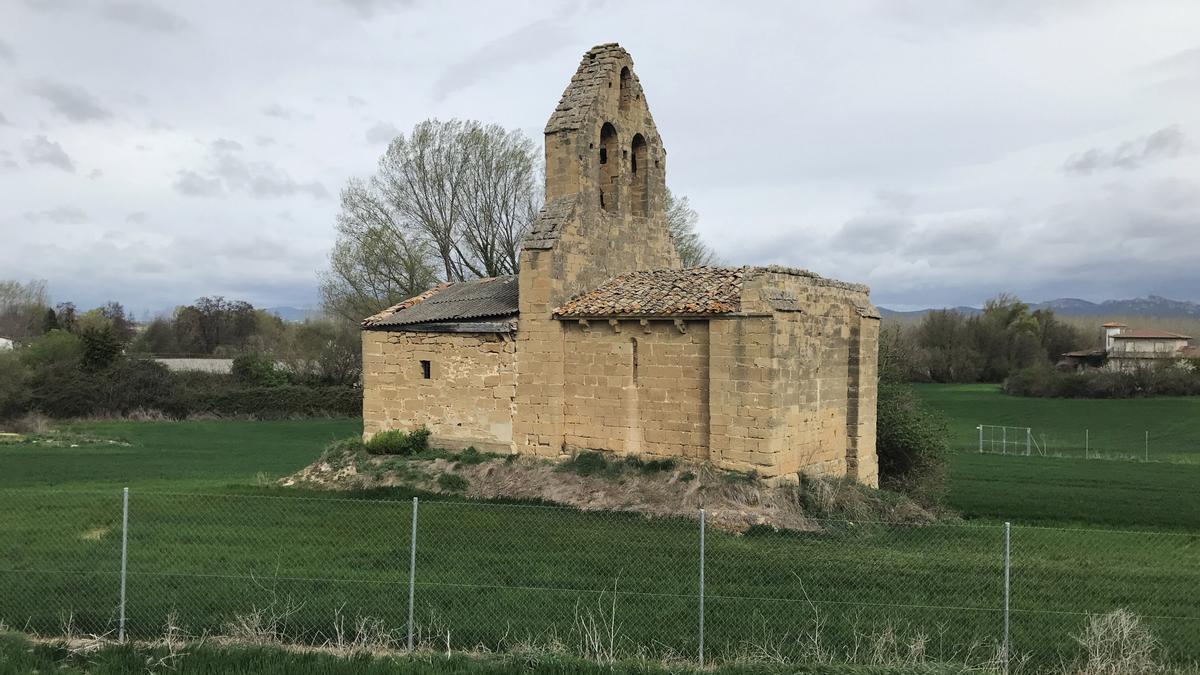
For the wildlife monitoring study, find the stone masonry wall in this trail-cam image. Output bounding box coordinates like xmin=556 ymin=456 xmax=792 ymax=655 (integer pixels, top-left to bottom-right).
xmin=561 ymin=319 xmax=709 ymax=459
xmin=362 ymin=330 xmax=516 ymax=454
xmin=709 ymin=268 xmax=881 ymax=485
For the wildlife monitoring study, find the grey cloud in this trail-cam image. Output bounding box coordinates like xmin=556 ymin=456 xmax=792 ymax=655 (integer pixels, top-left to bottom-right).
xmin=27 ymin=80 xmax=112 ymax=122
xmin=432 ymin=13 xmax=576 ymax=100
xmin=0 ymin=159 xmax=17 ymax=170
xmin=212 ymin=151 xmax=328 ymax=199
xmin=0 ymin=38 xmax=15 ymax=64
xmin=254 ymin=136 xmax=276 ymax=147
xmin=175 ymin=145 xmax=329 ymax=200
xmin=0 ymin=111 xmax=8 ymax=125
xmin=100 ymin=1 xmax=189 ymax=32
xmin=126 ymin=211 xmax=149 ymax=223
xmin=173 ymin=170 xmax=224 ymax=197
xmin=22 ymin=135 xmax=74 ymax=172
xmin=903 ymin=219 xmax=1001 ymax=257
xmin=347 ymin=95 xmax=367 ymax=107
xmin=24 ymin=206 xmax=88 ymax=224
xmin=211 ymin=138 xmax=244 ymax=152
xmin=364 ymin=121 xmax=399 ymax=145
xmin=88 ymin=168 xmax=103 ymax=179
xmin=337 ymin=0 xmax=416 ymax=18
xmin=22 ymin=0 xmax=75 ymax=12
xmin=1064 ymin=125 xmax=1187 ymax=175
xmin=1142 ymin=46 xmax=1200 ymax=75
xmin=874 ymin=188 xmax=916 ymax=212
xmin=261 ymin=103 xmax=310 ymax=120
xmin=830 ymin=214 xmax=912 ymax=254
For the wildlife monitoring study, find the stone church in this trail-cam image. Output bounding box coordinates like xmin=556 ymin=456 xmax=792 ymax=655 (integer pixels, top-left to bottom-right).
xmin=362 ymin=44 xmax=881 ymax=486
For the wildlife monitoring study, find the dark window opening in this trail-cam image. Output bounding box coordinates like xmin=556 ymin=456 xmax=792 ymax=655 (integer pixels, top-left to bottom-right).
xmin=420 ymin=360 xmax=431 ymax=379
xmin=631 ymin=337 xmax=639 ymax=384
xmin=599 ymin=148 xmax=607 ymax=164
xmin=631 ymin=133 xmax=648 ymax=217
xmin=619 ymin=67 xmax=632 ymax=112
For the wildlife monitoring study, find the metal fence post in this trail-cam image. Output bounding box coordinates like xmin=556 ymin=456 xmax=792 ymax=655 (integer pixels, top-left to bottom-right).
xmin=1025 ymin=427 xmax=1031 ymax=456
xmin=1002 ymin=521 xmax=1011 ymax=674
xmin=698 ymin=507 xmax=705 ymax=667
xmin=118 ymin=486 xmax=129 ymax=643
xmin=407 ymin=496 xmax=418 ymax=652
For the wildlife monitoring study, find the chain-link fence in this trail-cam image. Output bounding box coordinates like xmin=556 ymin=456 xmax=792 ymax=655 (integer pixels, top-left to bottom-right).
xmin=1 ymin=489 xmax=1197 ymax=670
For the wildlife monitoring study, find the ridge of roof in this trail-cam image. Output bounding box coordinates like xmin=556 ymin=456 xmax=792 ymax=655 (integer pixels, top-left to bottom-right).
xmin=554 ymin=267 xmax=744 ymax=318
xmin=1111 ymin=329 xmax=1192 ymax=340
xmin=362 ymin=275 xmax=518 ymax=329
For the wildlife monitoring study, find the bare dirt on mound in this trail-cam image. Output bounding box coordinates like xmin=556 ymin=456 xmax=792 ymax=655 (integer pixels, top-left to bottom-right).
xmin=282 ymin=450 xmax=935 ymax=533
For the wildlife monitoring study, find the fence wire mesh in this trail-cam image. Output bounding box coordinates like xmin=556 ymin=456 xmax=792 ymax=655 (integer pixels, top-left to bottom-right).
xmin=1 ymin=489 xmax=1197 ymax=670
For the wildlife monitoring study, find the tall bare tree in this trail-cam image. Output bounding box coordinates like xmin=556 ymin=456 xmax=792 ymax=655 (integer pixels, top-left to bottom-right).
xmin=665 ymin=189 xmax=719 ymax=267
xmin=0 ymin=279 xmax=50 ymax=342
xmin=321 ymin=119 xmax=541 ymax=322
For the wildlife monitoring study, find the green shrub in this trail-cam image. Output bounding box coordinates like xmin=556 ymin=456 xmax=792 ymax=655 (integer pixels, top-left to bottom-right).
xmin=436 ymin=473 xmax=470 ymax=491
xmin=79 ymin=325 xmax=122 ymax=371
xmin=99 ymin=360 xmax=181 ymax=416
xmin=182 ymin=384 xmax=360 ymax=419
xmin=19 ymin=330 xmax=83 ymax=369
xmin=562 ymin=451 xmax=614 ymax=477
xmin=876 ymin=382 xmax=950 ymax=505
xmin=0 ymin=351 xmax=30 ymax=420
xmin=1004 ymin=365 xmax=1200 ymax=399
xmin=365 ymin=427 xmax=431 ymax=455
xmin=231 ymin=353 xmax=287 ymax=386
xmin=26 ymin=362 xmax=103 ymax=418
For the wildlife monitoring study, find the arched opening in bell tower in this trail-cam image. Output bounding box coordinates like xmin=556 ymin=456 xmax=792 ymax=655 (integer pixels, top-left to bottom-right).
xmin=599 ymin=122 xmax=619 ymax=213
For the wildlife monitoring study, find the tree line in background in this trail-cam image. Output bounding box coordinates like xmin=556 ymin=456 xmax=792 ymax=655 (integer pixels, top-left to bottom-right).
xmin=319 ymin=118 xmax=719 ymax=323
xmin=879 ymin=294 xmax=1088 ymax=384
xmin=0 ymin=280 xmax=360 ymax=422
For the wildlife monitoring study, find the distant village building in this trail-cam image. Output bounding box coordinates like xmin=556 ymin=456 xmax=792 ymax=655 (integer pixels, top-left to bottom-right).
xmin=0 ymin=337 xmax=13 ymax=351
xmin=1062 ymin=322 xmax=1199 ymax=372
xmin=360 ymin=44 xmax=881 ymax=485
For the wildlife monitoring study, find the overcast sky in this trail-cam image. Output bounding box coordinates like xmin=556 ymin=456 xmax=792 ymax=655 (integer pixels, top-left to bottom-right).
xmin=2 ymin=0 xmax=1199 ymax=315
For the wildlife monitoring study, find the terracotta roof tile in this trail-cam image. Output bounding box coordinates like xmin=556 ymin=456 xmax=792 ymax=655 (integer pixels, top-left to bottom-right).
xmin=554 ymin=267 xmax=744 ymax=318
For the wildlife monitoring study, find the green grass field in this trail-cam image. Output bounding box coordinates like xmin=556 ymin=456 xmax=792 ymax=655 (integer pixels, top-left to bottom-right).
xmin=1 ymin=404 xmax=1199 ymax=670
xmin=913 ymin=383 xmax=1200 ymax=462
xmin=911 ymin=383 xmax=1200 ymax=530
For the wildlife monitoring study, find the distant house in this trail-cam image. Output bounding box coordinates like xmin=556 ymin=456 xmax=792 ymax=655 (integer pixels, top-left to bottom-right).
xmin=1061 ymin=322 xmax=1199 ymax=371
xmin=0 ymin=337 xmax=13 ymax=351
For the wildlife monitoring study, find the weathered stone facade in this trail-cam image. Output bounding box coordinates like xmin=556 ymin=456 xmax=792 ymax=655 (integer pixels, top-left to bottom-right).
xmin=362 ymin=330 xmax=516 ymax=454
xmin=362 ymin=43 xmax=880 ymax=486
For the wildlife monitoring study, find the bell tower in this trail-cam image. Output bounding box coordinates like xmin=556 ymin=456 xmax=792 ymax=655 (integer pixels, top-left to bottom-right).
xmin=516 ymin=43 xmax=682 ymax=458
xmin=542 ymin=43 xmax=669 ymax=225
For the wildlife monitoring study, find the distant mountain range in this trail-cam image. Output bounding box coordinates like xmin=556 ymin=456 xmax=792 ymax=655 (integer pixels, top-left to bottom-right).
xmin=879 ymin=296 xmax=1200 ymax=319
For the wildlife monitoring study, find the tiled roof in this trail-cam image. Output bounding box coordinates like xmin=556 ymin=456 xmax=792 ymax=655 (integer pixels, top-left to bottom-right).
xmin=1111 ymin=330 xmax=1192 ymax=340
xmin=1101 ymin=322 xmax=1128 ymax=328
xmin=362 ymin=276 xmax=518 ymax=329
xmin=522 ymin=195 xmax=577 ymax=250
xmin=554 ymin=267 xmax=744 ymax=318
